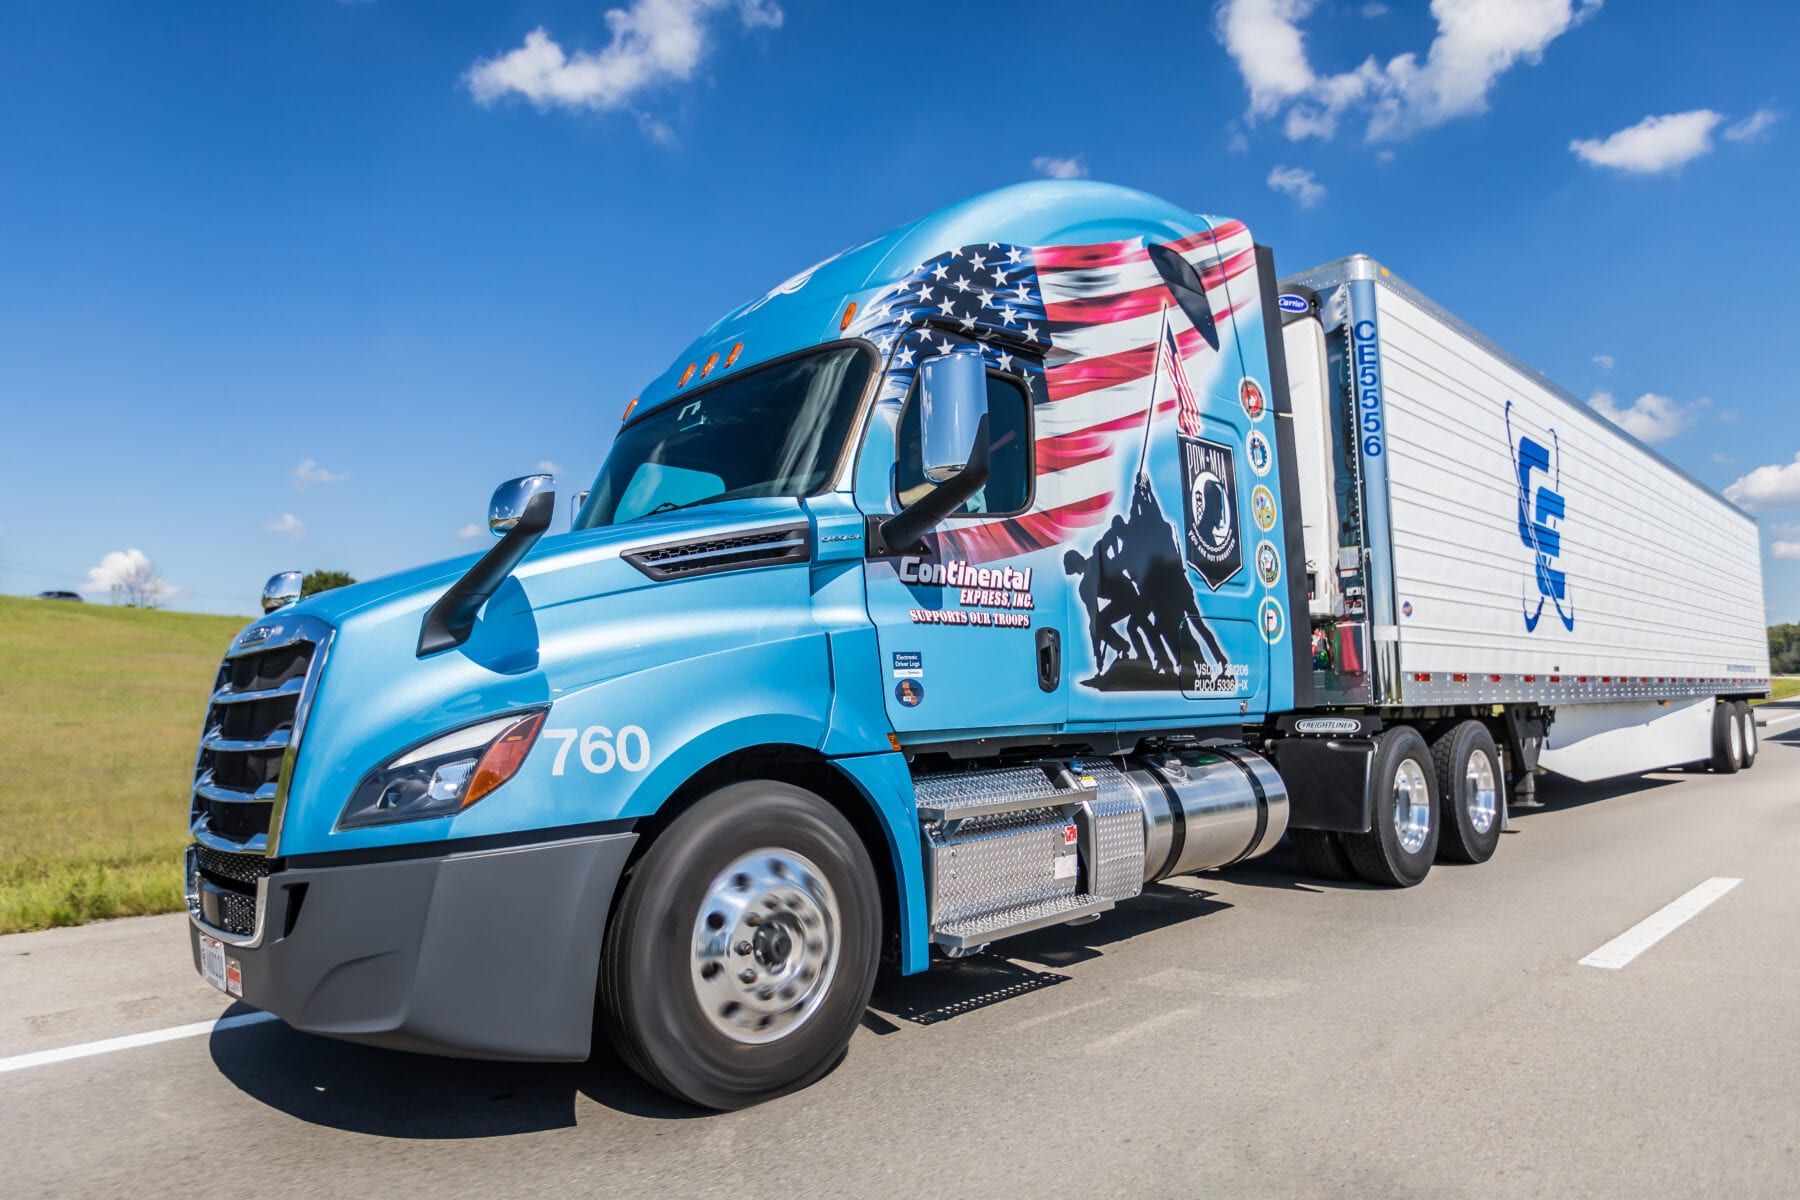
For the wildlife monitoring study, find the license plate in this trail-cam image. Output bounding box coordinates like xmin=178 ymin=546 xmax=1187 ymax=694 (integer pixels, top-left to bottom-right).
xmin=198 ymin=935 xmax=243 ymax=998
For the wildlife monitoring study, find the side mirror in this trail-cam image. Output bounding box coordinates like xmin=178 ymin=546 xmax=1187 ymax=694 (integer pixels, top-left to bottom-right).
xmin=877 ymin=350 xmax=992 ymax=555
xmin=571 ymin=490 xmax=590 ymax=531
xmin=261 ymin=571 xmax=302 ymax=614
xmin=490 ymin=474 xmax=555 ymax=536
xmin=918 ymin=349 xmax=989 ymax=482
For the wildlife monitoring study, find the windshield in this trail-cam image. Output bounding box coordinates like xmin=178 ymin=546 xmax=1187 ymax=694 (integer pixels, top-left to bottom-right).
xmin=576 ymin=345 xmax=873 ymax=529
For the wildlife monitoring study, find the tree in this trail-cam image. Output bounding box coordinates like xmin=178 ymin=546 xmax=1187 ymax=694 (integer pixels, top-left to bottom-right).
xmin=111 ymin=556 xmax=167 ymax=608
xmin=1770 ymin=624 xmax=1800 ymax=675
xmin=301 ymin=569 xmax=356 ymax=598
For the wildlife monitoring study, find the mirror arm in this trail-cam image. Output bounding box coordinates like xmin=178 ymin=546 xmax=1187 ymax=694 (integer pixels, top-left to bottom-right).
xmin=876 ymin=414 xmax=991 ymax=555
xmin=417 ymin=489 xmax=554 ymax=657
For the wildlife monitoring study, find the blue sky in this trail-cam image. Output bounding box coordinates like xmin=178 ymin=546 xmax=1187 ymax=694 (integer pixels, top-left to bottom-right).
xmin=3 ymin=0 xmax=1798 ymax=620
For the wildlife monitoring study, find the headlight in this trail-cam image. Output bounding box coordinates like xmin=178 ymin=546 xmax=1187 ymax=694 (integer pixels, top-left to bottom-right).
xmin=338 ymin=710 xmax=547 ymax=830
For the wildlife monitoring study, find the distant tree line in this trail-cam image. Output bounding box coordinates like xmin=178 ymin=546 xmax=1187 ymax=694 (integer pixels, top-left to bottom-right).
xmin=301 ymin=569 xmax=356 ymax=597
xmin=1771 ymin=624 xmax=1800 ymax=675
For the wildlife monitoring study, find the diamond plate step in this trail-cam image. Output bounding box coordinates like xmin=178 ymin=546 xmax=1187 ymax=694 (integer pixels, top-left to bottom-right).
xmin=930 ymin=893 xmax=1114 ymax=952
xmin=916 ymin=785 xmax=1095 ymax=824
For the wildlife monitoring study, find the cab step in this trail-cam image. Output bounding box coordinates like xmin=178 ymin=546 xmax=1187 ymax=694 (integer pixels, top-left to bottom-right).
xmin=930 ymin=893 xmax=1115 ymax=953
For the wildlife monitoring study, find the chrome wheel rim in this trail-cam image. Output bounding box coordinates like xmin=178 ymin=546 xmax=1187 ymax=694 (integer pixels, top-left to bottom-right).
xmin=1465 ymin=750 xmax=1498 ymax=836
xmin=1746 ymin=711 xmax=1757 ymax=758
xmin=1730 ymin=711 xmax=1745 ymax=764
xmin=691 ymin=848 xmax=840 ymax=1045
xmin=1393 ymin=759 xmax=1432 ymax=855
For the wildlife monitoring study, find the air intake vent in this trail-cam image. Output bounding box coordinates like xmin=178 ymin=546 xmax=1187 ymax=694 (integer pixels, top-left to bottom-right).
xmin=624 ymin=522 xmax=810 ymax=581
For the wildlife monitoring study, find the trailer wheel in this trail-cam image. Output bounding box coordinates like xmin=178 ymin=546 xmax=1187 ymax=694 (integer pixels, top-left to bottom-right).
xmin=1431 ymin=721 xmax=1503 ymax=864
xmin=1709 ymin=701 xmax=1741 ymax=774
xmin=597 ymin=780 xmax=880 ymax=1110
xmin=1340 ymin=726 xmax=1439 ymax=887
xmin=1289 ymin=829 xmax=1356 ymax=881
xmin=1735 ymin=700 xmax=1757 ymax=770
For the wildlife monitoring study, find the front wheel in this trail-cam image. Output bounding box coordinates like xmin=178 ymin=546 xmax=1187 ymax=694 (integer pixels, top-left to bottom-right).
xmin=598 ymin=781 xmax=881 ymax=1109
xmin=1341 ymin=726 xmax=1440 ymax=887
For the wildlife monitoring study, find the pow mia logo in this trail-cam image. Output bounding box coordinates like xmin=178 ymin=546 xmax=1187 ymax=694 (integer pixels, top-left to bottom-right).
xmin=1180 ymin=437 xmax=1242 ymax=591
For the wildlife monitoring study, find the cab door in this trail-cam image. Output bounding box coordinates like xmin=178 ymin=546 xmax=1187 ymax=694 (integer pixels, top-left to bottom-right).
xmin=856 ymin=346 xmax=1066 ymax=743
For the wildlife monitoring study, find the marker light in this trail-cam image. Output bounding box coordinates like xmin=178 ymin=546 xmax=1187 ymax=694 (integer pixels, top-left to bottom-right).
xmin=679 ymin=362 xmax=697 ymax=387
xmin=701 ymin=351 xmax=720 ymax=377
xmin=337 ymin=710 xmax=547 ymax=829
xmin=840 ymin=301 xmax=858 ymax=330
xmin=622 ymin=397 xmax=639 ymax=423
xmin=725 ymin=341 xmax=743 ymax=368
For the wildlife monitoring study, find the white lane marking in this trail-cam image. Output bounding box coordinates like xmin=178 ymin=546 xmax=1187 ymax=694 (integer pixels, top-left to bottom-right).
xmin=0 ymin=1011 xmax=278 ymax=1075
xmin=1755 ymin=708 xmax=1800 ymax=729
xmin=1580 ymin=877 xmax=1742 ymax=970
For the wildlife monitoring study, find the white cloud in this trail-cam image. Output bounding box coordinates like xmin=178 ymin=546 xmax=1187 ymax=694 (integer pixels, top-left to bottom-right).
xmin=1267 ymin=165 xmax=1326 ymax=207
xmin=1032 ymin=155 xmax=1088 ymax=180
xmin=457 ymin=523 xmax=485 ymax=539
xmin=1374 ymin=148 xmax=1396 ymax=165
xmin=1724 ymin=107 xmax=1780 ymax=142
xmin=464 ymin=1 xmax=783 ymax=118
xmin=1226 ymin=130 xmax=1250 ymax=154
xmin=1362 ymin=2 xmax=1390 ymax=15
xmin=1571 ymin=110 xmax=1722 ymax=174
xmin=1709 ymin=451 xmax=1738 ymax=466
xmin=1592 ymin=353 xmax=1613 ymax=370
xmin=1772 ymin=542 xmax=1800 ymax=561
xmin=1214 ymin=0 xmax=1600 ymax=144
xmin=293 ymin=458 xmax=349 ymax=489
xmin=1587 ymin=391 xmax=1706 ymax=442
xmin=537 ymin=460 xmax=563 ymax=476
xmin=267 ymin=513 xmax=305 ymax=539
xmin=1725 ymin=453 xmax=1800 ymax=510
xmin=79 ymin=548 xmax=178 ymax=602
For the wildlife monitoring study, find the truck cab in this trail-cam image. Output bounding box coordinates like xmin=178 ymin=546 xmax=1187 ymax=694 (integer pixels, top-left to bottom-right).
xmin=182 ymin=180 xmax=1339 ymax=1108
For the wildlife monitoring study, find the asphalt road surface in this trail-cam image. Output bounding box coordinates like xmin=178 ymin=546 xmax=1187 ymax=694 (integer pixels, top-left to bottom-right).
xmin=5 ymin=705 xmax=1799 ymax=1199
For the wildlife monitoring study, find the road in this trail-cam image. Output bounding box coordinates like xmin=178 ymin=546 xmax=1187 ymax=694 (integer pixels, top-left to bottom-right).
xmin=4 ymin=706 xmax=1799 ymax=1199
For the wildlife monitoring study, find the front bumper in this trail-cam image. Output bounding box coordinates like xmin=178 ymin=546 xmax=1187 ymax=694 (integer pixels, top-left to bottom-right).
xmin=187 ymin=830 xmax=636 ymax=1061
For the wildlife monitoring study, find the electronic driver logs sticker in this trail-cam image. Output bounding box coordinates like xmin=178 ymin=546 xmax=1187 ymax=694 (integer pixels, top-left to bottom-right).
xmin=891 ymin=651 xmax=923 ymax=678
xmin=1239 ymin=376 xmax=1266 ymax=420
xmin=1251 ymin=485 xmax=1277 ymax=531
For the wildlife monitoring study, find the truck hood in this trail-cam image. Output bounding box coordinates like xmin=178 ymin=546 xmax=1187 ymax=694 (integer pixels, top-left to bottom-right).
xmin=279 ymin=495 xmax=810 ymax=631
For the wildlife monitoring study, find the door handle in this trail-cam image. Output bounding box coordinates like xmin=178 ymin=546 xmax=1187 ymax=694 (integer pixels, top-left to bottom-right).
xmin=1036 ymin=627 xmax=1061 ymax=692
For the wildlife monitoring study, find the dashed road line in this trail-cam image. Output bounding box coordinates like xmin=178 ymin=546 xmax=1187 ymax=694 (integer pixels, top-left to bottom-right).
xmin=1580 ymin=877 xmax=1742 ymax=970
xmin=0 ymin=1011 xmax=278 ymax=1075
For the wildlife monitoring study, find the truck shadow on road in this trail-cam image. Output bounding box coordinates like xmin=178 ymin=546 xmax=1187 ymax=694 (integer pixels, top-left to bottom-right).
xmin=204 ymin=883 xmax=1239 ymax=1134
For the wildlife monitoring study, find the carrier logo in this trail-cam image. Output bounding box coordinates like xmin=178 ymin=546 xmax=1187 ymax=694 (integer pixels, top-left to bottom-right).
xmin=1277 ymin=293 xmax=1310 ymax=314
xmin=1505 ymin=401 xmax=1574 ymax=632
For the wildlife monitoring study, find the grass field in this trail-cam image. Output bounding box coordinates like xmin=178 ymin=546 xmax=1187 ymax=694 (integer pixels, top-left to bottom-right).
xmin=0 ymin=596 xmax=247 ymax=934
xmin=1754 ymin=676 xmax=1800 ymax=704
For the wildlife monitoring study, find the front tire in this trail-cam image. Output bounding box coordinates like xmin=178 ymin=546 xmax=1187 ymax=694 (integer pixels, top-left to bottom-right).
xmin=1432 ymin=721 xmax=1504 ymax=864
xmin=598 ymin=781 xmax=881 ymax=1110
xmin=1341 ymin=726 xmax=1439 ymax=887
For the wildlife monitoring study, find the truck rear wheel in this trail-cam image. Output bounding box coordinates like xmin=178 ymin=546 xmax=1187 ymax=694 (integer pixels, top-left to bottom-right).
xmin=1735 ymin=700 xmax=1756 ymax=770
xmin=1340 ymin=726 xmax=1439 ymax=887
xmin=1289 ymin=829 xmax=1356 ymax=881
xmin=1710 ymin=701 xmax=1741 ymax=774
xmin=598 ymin=780 xmax=881 ymax=1110
xmin=1431 ymin=721 xmax=1503 ymax=864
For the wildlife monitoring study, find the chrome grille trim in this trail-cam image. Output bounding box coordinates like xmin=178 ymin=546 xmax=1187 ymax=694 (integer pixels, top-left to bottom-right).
xmin=189 ymin=613 xmax=334 ymax=859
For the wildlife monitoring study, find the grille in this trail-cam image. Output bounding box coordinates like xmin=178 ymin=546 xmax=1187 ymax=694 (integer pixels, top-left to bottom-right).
xmin=190 ymin=618 xmax=329 ymax=857
xmin=624 ymin=523 xmax=810 ymax=580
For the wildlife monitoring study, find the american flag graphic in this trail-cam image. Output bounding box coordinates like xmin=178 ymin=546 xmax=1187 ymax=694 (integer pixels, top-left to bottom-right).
xmin=845 ymin=219 xmax=1261 ymax=564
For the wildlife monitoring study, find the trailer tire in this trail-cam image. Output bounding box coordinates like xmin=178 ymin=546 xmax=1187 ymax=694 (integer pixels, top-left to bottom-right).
xmin=1709 ymin=701 xmax=1741 ymax=774
xmin=1340 ymin=726 xmax=1439 ymax=887
xmin=1431 ymin=721 xmax=1503 ymax=864
xmin=1735 ymin=700 xmax=1756 ymax=770
xmin=597 ymin=780 xmax=881 ymax=1110
xmin=1289 ymin=829 xmax=1357 ymax=881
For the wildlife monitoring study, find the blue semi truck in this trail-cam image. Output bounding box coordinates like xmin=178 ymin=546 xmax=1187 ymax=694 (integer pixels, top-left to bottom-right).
xmin=187 ymin=181 xmax=1770 ymax=1108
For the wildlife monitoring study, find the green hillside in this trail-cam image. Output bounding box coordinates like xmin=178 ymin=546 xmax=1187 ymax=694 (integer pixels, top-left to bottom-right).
xmin=0 ymin=596 xmax=248 ymax=933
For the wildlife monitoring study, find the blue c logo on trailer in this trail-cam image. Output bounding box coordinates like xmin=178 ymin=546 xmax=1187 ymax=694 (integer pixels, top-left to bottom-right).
xmin=1277 ymin=293 xmax=1309 ymax=314
xmin=1505 ymin=401 xmax=1574 ymax=632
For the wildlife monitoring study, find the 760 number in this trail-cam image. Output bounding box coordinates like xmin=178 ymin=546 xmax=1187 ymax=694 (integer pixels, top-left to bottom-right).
xmin=544 ymin=725 xmax=652 ymax=775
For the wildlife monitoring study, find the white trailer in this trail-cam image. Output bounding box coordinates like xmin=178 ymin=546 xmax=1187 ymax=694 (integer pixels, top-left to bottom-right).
xmin=1276 ymin=256 xmax=1769 ymax=789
